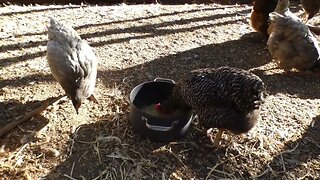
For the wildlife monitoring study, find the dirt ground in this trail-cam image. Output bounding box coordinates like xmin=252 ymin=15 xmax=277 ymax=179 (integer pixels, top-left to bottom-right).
xmin=0 ymin=2 xmax=320 ymax=180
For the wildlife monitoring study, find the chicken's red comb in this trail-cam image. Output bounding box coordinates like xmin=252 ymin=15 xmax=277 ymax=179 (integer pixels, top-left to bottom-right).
xmin=155 ymin=103 xmax=161 ymax=111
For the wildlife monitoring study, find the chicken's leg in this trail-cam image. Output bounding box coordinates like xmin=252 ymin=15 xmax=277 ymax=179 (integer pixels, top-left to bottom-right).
xmin=207 ymin=128 xmax=224 ymax=148
xmin=212 ymin=129 xmax=224 ymax=148
xmin=302 ymin=13 xmax=309 ymax=23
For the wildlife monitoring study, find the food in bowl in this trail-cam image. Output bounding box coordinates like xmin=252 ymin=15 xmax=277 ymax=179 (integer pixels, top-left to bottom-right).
xmin=141 ymin=103 xmax=184 ymax=118
xmin=129 ymin=78 xmax=193 ymax=142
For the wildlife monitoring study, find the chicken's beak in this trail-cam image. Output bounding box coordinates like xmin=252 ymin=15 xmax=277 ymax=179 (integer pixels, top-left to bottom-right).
xmin=72 ymin=99 xmax=82 ymax=115
xmin=74 ymin=104 xmax=81 ymax=114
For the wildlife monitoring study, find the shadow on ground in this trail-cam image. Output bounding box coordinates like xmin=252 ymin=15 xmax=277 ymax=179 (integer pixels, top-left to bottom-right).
xmin=0 ymin=6 xmax=249 ymax=68
xmin=95 ymin=31 xmax=320 ymax=100
xmin=252 ymin=69 xmax=320 ymax=99
xmin=259 ymin=115 xmax=320 ymax=179
xmin=0 ymin=6 xmax=231 ymax=40
xmin=43 ymin=112 xmax=231 ymax=179
xmin=0 ymin=99 xmax=50 ymax=152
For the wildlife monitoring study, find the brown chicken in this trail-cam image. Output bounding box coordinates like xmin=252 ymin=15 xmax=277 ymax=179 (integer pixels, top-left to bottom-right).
xmin=267 ymin=12 xmax=320 ymax=71
xmin=301 ymin=0 xmax=320 ymax=21
xmin=47 ymin=17 xmax=99 ymax=114
xmin=250 ymin=0 xmax=278 ymax=35
xmin=158 ymin=67 xmax=265 ymax=147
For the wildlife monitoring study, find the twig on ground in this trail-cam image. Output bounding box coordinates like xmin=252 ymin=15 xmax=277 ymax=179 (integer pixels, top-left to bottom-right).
xmin=10 ymin=143 xmax=29 ymax=160
xmin=0 ymin=94 xmax=66 ymax=137
xmin=153 ymin=146 xmax=187 ymax=168
xmin=96 ymin=135 xmax=122 ymax=144
xmin=267 ymin=164 xmax=278 ymax=177
xmin=70 ymin=162 xmax=75 ymax=177
xmin=79 ymin=175 xmax=86 ymax=180
xmin=280 ymin=143 xmax=299 ymax=155
xmin=11 ymin=143 xmax=29 ymax=167
xmin=69 ymin=125 xmax=82 ymax=156
xmin=297 ymin=169 xmax=311 ymax=180
xmin=78 ymin=151 xmax=89 ymax=162
xmin=205 ymin=161 xmax=223 ymax=180
xmin=305 ymin=137 xmax=320 ymax=148
xmin=162 ymin=172 xmax=166 ymax=180
xmin=122 ymin=76 xmax=134 ymax=88
xmin=205 ymin=155 xmax=240 ymax=180
xmin=63 ymin=174 xmax=77 ymax=180
xmin=106 ymin=154 xmax=134 ymax=161
xmin=93 ymin=142 xmax=102 ymax=164
xmin=252 ymin=168 xmax=270 ymax=179
xmin=280 ymin=154 xmax=286 ymax=172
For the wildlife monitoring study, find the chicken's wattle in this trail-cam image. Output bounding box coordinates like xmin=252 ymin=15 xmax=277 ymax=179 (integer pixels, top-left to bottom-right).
xmin=155 ymin=103 xmax=162 ymax=111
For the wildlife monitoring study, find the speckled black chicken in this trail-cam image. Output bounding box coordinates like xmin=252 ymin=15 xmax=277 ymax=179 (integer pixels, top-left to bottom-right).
xmin=301 ymin=0 xmax=320 ymax=21
xmin=158 ymin=67 xmax=265 ymax=147
xmin=267 ymin=11 xmax=320 ymax=71
xmin=250 ymin=0 xmax=278 ymax=35
xmin=47 ymin=17 xmax=98 ymax=114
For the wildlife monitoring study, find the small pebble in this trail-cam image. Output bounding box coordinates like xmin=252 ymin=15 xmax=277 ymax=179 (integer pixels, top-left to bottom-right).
xmin=46 ymin=148 xmax=60 ymax=157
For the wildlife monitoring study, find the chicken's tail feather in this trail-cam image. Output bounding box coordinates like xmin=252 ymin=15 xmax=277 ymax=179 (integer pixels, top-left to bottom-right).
xmin=47 ymin=16 xmax=81 ymax=42
xmin=47 ymin=16 xmax=62 ymax=30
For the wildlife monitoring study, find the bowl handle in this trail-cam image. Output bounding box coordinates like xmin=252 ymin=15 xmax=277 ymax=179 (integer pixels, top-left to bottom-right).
xmin=142 ymin=116 xmax=176 ymax=132
xmin=154 ymin=78 xmax=175 ymax=84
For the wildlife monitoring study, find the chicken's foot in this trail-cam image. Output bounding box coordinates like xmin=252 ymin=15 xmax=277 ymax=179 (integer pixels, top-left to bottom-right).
xmin=88 ymin=94 xmax=99 ymax=104
xmin=213 ymin=129 xmax=224 ymax=147
xmin=302 ymin=13 xmax=309 ymax=23
xmin=207 ymin=128 xmax=224 ymax=148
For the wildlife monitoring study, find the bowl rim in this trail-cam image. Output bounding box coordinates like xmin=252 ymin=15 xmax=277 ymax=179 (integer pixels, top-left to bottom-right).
xmin=128 ymin=78 xmax=193 ymax=141
xmin=129 ymin=78 xmax=175 ymax=103
xmin=129 ymin=78 xmax=193 ymax=119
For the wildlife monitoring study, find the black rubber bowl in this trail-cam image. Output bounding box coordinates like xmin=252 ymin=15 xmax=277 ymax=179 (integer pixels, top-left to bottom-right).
xmin=129 ymin=78 xmax=193 ymax=142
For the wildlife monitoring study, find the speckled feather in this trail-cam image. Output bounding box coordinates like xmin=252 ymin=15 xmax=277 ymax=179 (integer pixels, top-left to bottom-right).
xmin=165 ymin=67 xmax=265 ymax=134
xmin=46 ymin=17 xmax=98 ymax=111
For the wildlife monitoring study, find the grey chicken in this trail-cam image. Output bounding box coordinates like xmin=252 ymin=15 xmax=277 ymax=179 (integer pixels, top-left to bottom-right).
xmin=267 ymin=12 xmax=320 ymax=71
xmin=47 ymin=17 xmax=98 ymax=114
xmin=273 ymin=0 xmax=299 ymax=19
xmin=268 ymin=0 xmax=320 ymax=36
xmin=301 ymin=0 xmax=320 ymax=21
xmin=267 ymin=0 xmax=300 ymax=35
xmin=158 ymin=67 xmax=265 ymax=147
